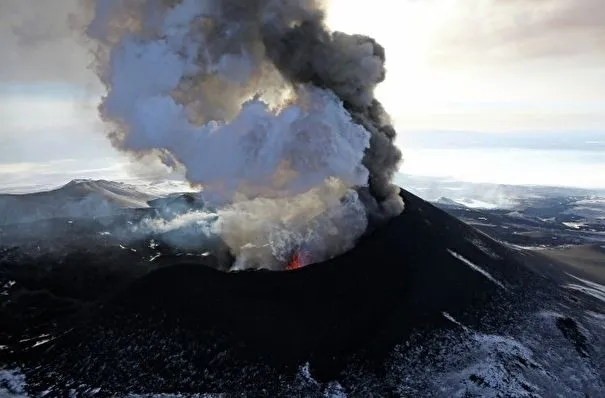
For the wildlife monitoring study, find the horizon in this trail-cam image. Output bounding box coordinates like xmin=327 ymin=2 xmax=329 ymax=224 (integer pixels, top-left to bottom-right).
xmin=1 ymin=0 xmax=604 ymax=192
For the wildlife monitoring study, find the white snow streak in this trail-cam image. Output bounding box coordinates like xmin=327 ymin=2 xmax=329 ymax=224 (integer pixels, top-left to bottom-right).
xmin=447 ymin=249 xmax=507 ymax=290
xmin=564 ymin=273 xmax=605 ymax=303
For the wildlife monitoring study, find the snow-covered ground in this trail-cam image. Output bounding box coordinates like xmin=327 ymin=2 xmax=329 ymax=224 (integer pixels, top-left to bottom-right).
xmin=0 ymin=368 xmax=27 ymax=397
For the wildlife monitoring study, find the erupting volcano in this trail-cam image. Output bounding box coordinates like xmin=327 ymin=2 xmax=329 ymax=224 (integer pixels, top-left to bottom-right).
xmin=2 ymin=1 xmax=605 ymax=397
xmin=286 ymin=250 xmax=305 ymax=270
xmin=86 ymin=0 xmax=403 ymax=270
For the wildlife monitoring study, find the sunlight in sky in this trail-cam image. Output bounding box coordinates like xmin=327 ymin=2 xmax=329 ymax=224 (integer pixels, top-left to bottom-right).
xmin=2 ymin=96 xmax=97 ymax=131
xmin=326 ymin=0 xmax=440 ymax=114
xmin=0 ymin=0 xmax=603 ymax=191
xmin=0 ymin=85 xmax=117 ymax=165
xmin=326 ymin=0 xmax=605 ymax=132
xmin=402 ymin=148 xmax=605 ymax=189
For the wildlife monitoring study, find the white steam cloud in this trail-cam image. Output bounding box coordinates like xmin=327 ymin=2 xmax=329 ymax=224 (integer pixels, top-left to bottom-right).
xmin=85 ymin=0 xmax=402 ymax=270
xmin=141 ymin=179 xmax=366 ymax=270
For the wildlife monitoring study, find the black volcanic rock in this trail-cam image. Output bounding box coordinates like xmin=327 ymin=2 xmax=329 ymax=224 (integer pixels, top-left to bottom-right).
xmin=1 ymin=188 xmax=603 ymax=396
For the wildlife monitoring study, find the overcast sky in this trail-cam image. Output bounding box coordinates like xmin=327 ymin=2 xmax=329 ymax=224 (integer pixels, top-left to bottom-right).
xmin=1 ymin=0 xmax=603 ymax=132
xmin=1 ymin=0 xmax=604 ymax=188
xmin=328 ymin=0 xmax=605 ymax=132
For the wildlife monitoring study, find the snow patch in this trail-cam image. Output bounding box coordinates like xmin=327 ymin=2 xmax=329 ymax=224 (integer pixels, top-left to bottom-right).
xmin=447 ymin=249 xmax=507 ymax=290
xmin=453 ymin=198 xmax=500 ymax=209
xmin=125 ymin=394 xmax=225 ymax=397
xmin=0 ymin=368 xmax=27 ymax=397
xmin=586 ymin=311 xmax=605 ymax=321
xmin=1 ymin=280 xmax=16 ymax=296
xmin=568 ymin=274 xmax=605 ymax=294
xmin=442 ymin=312 xmax=471 ymax=331
xmin=564 ymin=274 xmax=605 ymax=303
xmin=469 ymin=237 xmax=503 ymax=260
xmin=564 ymin=285 xmax=605 ymax=303
xmin=562 ymin=221 xmax=585 ymax=229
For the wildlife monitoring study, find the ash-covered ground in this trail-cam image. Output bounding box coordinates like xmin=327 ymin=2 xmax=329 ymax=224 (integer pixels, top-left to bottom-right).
xmin=1 ymin=179 xmax=604 ymax=397
xmin=416 ymin=176 xmax=605 ymax=284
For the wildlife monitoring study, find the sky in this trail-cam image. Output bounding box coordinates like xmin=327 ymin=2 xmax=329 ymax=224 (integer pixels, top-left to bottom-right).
xmin=0 ymin=0 xmax=604 ymax=190
xmin=327 ymin=0 xmax=605 ymax=132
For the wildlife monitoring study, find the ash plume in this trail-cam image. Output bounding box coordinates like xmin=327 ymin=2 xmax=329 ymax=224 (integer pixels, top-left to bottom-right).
xmin=259 ymin=9 xmax=403 ymax=217
xmin=85 ymin=0 xmax=403 ymax=269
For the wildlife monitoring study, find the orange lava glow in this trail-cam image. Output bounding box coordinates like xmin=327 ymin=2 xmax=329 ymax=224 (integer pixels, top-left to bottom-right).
xmin=286 ymin=251 xmax=304 ymax=270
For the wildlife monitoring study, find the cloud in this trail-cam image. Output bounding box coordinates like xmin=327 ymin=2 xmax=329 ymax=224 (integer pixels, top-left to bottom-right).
xmin=0 ymin=0 xmax=98 ymax=87
xmin=428 ymin=0 xmax=605 ymax=65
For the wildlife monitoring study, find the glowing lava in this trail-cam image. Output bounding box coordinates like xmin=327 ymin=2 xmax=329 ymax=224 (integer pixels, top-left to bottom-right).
xmin=286 ymin=251 xmax=304 ymax=271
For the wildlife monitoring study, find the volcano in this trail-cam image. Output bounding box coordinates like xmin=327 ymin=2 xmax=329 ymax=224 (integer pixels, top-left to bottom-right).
xmin=1 ymin=182 xmax=603 ymax=396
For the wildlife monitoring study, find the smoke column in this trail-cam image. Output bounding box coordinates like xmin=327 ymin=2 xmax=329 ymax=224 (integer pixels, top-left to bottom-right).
xmin=259 ymin=3 xmax=403 ymax=217
xmin=86 ymin=0 xmax=403 ymax=269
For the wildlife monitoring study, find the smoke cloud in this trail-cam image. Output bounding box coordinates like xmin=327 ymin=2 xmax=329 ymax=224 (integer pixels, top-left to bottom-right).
xmin=85 ymin=0 xmax=403 ymax=269
xmin=0 ymin=0 xmax=96 ymax=87
xmin=141 ymin=178 xmax=367 ymax=270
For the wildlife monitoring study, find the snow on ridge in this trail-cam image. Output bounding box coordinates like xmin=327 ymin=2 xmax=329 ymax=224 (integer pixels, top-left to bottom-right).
xmin=468 ymin=237 xmax=503 ymax=260
xmin=564 ymin=285 xmax=605 ymax=303
xmin=562 ymin=221 xmax=585 ymax=229
xmin=453 ymin=198 xmax=500 ymax=209
xmin=565 ymin=273 xmax=605 ymax=303
xmin=567 ymin=274 xmax=605 ymax=294
xmin=442 ymin=312 xmax=471 ymax=332
xmin=125 ymin=394 xmax=225 ymax=397
xmin=447 ymin=249 xmax=507 ymax=290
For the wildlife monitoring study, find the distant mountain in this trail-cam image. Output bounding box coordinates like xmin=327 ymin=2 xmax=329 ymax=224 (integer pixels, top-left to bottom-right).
xmin=432 ymin=184 xmax=605 ymax=250
xmin=0 ymin=179 xmax=158 ymax=226
xmin=398 ymin=173 xmax=605 ymax=205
